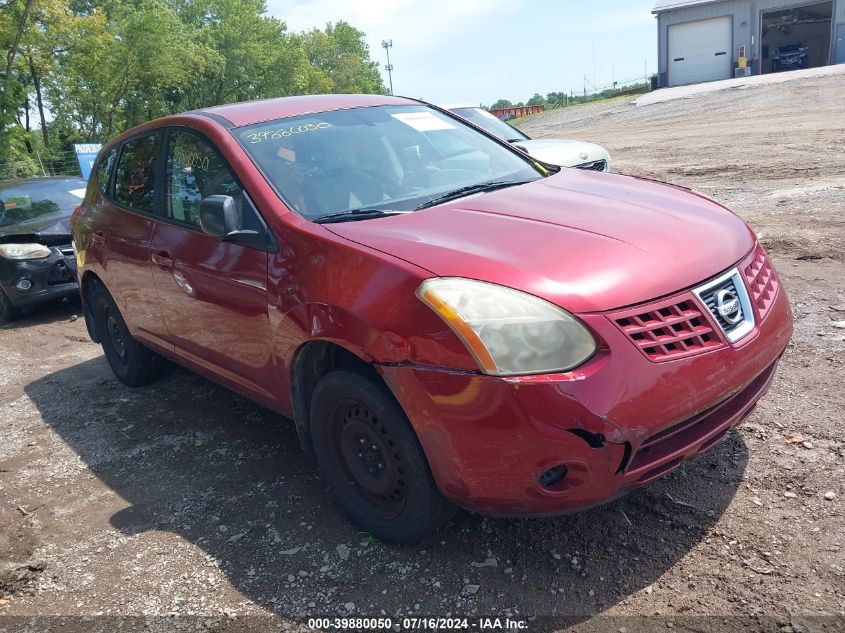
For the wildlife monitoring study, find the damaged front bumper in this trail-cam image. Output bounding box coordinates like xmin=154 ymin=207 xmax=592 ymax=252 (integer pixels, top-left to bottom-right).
xmin=0 ymin=245 xmax=78 ymax=310
xmin=378 ymin=283 xmax=792 ymax=516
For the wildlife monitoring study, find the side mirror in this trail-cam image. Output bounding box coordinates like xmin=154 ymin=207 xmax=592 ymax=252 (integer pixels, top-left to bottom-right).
xmin=199 ymin=195 xmax=237 ymax=238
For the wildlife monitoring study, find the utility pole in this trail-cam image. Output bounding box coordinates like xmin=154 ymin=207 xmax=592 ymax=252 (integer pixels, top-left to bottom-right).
xmin=381 ymin=39 xmax=394 ymax=95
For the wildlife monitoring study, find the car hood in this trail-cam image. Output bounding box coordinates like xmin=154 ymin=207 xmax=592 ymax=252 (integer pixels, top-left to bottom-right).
xmin=326 ymin=170 xmax=754 ymax=313
xmin=0 ymin=215 xmax=72 ymax=245
xmin=512 ymin=139 xmax=609 ymax=168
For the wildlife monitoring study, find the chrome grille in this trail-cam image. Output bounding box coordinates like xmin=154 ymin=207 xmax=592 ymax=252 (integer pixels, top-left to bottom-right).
xmin=694 ymin=269 xmax=754 ymax=343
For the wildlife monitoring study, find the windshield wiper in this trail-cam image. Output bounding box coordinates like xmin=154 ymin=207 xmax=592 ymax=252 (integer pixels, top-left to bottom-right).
xmin=415 ymin=180 xmax=529 ymax=211
xmin=313 ymin=209 xmax=410 ymax=224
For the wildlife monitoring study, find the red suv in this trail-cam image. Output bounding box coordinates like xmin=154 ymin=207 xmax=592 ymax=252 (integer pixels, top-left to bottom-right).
xmin=72 ymin=95 xmax=792 ymax=543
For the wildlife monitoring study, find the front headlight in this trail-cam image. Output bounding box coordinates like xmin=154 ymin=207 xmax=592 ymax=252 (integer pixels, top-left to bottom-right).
xmin=417 ymin=277 xmax=596 ymax=376
xmin=0 ymin=243 xmax=52 ymax=260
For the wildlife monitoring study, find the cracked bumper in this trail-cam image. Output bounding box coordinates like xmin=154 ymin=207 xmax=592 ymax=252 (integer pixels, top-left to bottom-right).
xmin=378 ymin=284 xmax=792 ymax=516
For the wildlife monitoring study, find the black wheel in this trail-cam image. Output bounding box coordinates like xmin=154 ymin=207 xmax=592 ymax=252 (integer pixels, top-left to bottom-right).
xmin=310 ymin=370 xmax=457 ymax=544
xmin=0 ymin=289 xmax=20 ymax=323
xmin=91 ymin=283 xmax=164 ymax=387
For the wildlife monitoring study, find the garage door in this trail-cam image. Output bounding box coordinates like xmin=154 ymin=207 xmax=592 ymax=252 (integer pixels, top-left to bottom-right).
xmin=668 ymin=16 xmax=732 ymax=86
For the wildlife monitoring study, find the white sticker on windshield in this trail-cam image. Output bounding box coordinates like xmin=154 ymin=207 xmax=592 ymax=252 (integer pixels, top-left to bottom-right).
xmin=391 ymin=112 xmax=455 ymax=132
xmin=69 ymin=188 xmax=87 ymax=199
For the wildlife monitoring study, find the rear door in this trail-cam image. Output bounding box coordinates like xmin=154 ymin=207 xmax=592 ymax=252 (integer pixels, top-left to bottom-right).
xmin=149 ymin=128 xmax=276 ymax=401
xmin=668 ymin=16 xmax=732 ymax=86
xmin=100 ymin=132 xmax=171 ymax=349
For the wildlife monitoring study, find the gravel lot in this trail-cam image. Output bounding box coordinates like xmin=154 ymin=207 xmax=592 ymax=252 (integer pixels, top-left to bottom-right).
xmin=1 ymin=69 xmax=843 ymax=630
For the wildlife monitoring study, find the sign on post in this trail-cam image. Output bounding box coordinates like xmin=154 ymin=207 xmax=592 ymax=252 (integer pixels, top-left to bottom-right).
xmin=73 ymin=143 xmax=102 ymax=181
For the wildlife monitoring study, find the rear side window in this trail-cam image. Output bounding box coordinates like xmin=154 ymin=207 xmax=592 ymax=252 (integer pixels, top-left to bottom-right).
xmin=114 ymin=133 xmax=161 ymax=212
xmin=96 ymin=148 xmax=118 ymax=195
xmin=166 ymin=130 xmax=259 ymax=231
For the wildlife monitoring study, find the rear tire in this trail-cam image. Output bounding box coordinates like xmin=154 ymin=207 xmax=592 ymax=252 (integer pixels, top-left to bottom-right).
xmin=0 ymin=289 xmax=20 ymax=323
xmin=310 ymin=370 xmax=457 ymax=544
xmin=91 ymin=284 xmax=164 ymax=387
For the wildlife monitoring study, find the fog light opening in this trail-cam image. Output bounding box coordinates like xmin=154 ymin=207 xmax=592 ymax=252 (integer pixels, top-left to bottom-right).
xmin=538 ymin=465 xmax=568 ymax=488
xmin=16 ymin=278 xmax=32 ymax=291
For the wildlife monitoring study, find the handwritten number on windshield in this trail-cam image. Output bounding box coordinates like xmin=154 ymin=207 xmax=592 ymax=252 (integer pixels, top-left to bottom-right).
xmin=245 ymin=122 xmax=332 ymax=144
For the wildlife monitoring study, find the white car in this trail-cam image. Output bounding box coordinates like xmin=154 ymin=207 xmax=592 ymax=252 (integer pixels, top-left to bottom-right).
xmin=443 ymin=104 xmax=610 ymax=172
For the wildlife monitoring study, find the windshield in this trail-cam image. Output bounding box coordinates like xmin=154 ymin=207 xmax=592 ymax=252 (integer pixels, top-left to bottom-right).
xmin=237 ymin=105 xmax=541 ymax=220
xmin=451 ymin=107 xmax=530 ymax=142
xmin=778 ymin=44 xmax=804 ymax=53
xmin=0 ymin=179 xmax=86 ymax=229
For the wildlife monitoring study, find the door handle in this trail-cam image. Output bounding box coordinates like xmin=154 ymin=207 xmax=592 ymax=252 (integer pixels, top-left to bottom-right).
xmin=151 ymin=252 xmax=174 ymax=269
xmin=91 ymin=231 xmax=105 ymax=246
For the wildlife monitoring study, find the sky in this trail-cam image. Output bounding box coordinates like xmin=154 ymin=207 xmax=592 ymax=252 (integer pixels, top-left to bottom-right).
xmin=265 ymin=0 xmax=659 ymax=105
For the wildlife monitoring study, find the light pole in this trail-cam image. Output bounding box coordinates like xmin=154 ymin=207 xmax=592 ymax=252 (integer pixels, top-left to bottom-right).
xmin=381 ymin=39 xmax=394 ymax=95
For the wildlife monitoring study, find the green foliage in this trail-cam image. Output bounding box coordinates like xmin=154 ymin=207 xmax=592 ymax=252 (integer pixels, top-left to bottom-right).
xmin=0 ymin=0 xmax=387 ymax=179
xmin=493 ymin=83 xmax=651 ymax=120
xmin=0 ymin=125 xmax=38 ymax=179
xmin=525 ymin=93 xmax=545 ymax=106
xmin=490 ymin=99 xmax=512 ymax=110
xmin=296 ymin=21 xmax=386 ymax=95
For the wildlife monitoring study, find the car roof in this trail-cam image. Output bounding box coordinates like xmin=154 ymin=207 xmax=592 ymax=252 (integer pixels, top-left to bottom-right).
xmin=198 ymin=93 xmax=419 ymax=127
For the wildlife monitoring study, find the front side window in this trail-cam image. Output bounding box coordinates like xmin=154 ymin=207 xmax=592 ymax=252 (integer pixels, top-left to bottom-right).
xmin=236 ymin=105 xmax=541 ymax=221
xmin=114 ymin=133 xmax=161 ymax=212
xmin=166 ymin=130 xmax=249 ymax=229
xmin=96 ymin=147 xmax=118 ymax=195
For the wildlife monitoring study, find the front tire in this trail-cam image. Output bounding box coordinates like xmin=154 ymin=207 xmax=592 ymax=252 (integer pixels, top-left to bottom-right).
xmin=310 ymin=370 xmax=457 ymax=544
xmin=91 ymin=284 xmax=164 ymax=387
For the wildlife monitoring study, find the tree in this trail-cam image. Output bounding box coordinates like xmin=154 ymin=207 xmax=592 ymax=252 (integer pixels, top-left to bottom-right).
xmin=297 ymin=21 xmax=385 ymax=94
xmin=546 ymin=91 xmax=568 ymax=106
xmin=490 ymin=99 xmax=512 ymax=110
xmin=0 ymin=0 xmax=388 ymax=178
xmin=526 ymin=93 xmax=546 ymax=107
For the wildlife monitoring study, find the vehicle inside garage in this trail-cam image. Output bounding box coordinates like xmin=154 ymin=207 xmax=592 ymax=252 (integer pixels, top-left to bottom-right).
xmin=761 ymin=1 xmax=833 ymax=73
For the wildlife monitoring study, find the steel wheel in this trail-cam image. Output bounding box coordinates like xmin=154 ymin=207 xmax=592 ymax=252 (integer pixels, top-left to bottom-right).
xmin=331 ymin=399 xmax=406 ymax=520
xmin=309 ymin=370 xmax=457 ymax=543
xmin=91 ymin=282 xmax=164 ymax=387
xmin=105 ymin=308 xmax=127 ymax=360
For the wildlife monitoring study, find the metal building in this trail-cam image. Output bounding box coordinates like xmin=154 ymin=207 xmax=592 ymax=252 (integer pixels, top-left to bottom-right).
xmin=654 ymin=0 xmax=844 ymax=87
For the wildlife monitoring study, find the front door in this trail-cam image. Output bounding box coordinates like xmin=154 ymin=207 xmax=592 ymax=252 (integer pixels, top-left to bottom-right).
xmin=149 ymin=128 xmax=276 ymax=402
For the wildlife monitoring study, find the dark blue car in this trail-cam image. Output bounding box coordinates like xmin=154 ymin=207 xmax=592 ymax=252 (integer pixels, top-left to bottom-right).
xmin=0 ymin=177 xmax=86 ymax=321
xmin=772 ymin=43 xmax=809 ymax=72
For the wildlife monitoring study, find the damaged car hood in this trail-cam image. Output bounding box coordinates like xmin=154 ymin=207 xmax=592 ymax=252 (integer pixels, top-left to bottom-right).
xmin=0 ymin=216 xmax=72 ymax=245
xmin=326 ymin=169 xmax=754 ymax=313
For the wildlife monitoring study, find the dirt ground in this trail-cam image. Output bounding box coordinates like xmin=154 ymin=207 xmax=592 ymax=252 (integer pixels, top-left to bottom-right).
xmin=1 ymin=70 xmax=843 ymax=630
